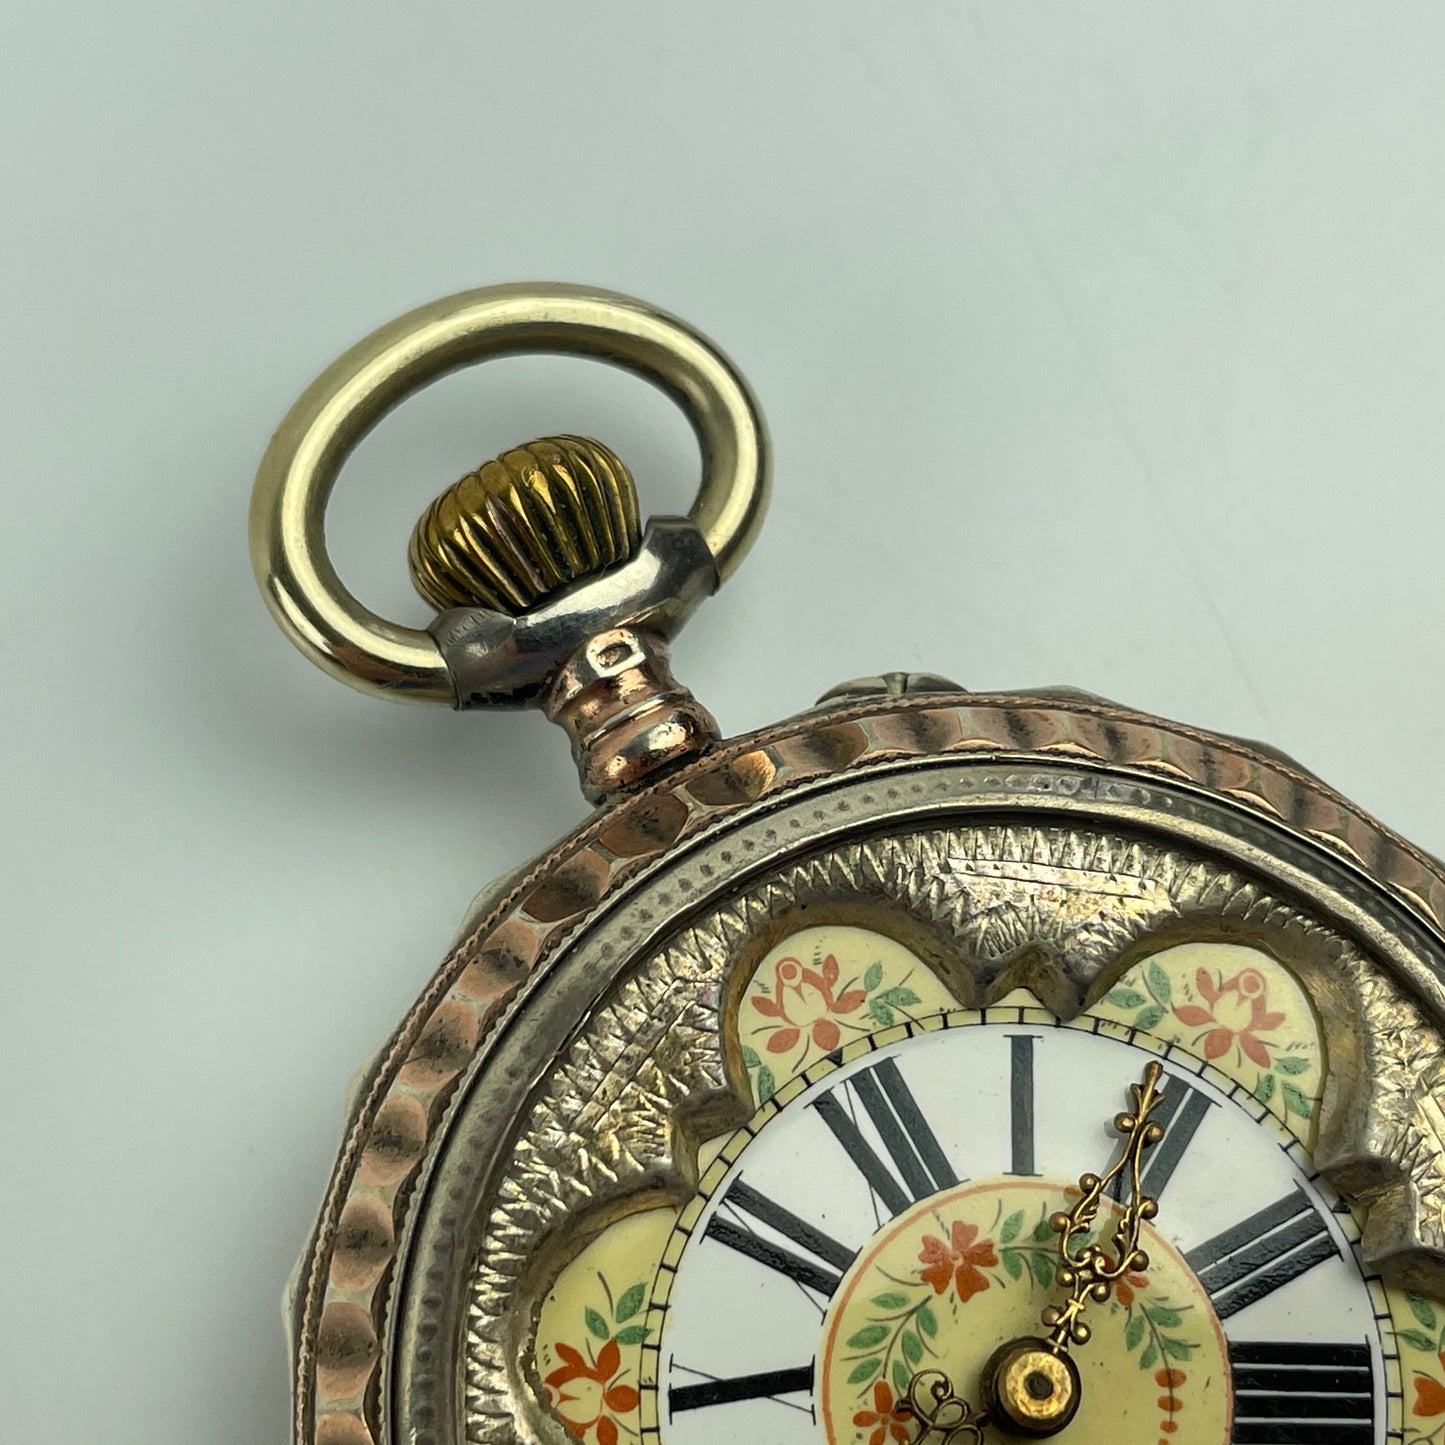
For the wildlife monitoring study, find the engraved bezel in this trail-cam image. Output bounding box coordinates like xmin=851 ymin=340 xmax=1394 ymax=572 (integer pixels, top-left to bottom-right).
xmin=288 ymin=691 xmax=1445 ymax=1445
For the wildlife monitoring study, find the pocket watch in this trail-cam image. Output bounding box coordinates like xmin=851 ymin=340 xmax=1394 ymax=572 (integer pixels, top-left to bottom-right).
xmin=251 ymin=284 xmax=1445 ymax=1445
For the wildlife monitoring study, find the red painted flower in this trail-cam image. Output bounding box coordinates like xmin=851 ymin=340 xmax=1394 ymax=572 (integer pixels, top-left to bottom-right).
xmin=1414 ymin=1356 xmax=1445 ymax=1417
xmin=852 ymin=1379 xmax=913 ymax=1445
xmin=1172 ymin=967 xmax=1286 ymax=1069
xmin=545 ymin=1337 xmax=641 ymax=1445
xmin=919 ymin=1219 xmax=998 ymax=1301
xmin=752 ymin=953 xmax=867 ymax=1054
xmin=1115 ymin=1270 xmax=1150 ymax=1308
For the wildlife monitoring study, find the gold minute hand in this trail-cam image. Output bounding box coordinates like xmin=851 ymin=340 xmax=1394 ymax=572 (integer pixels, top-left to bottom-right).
xmin=1044 ymin=1059 xmax=1166 ymax=1352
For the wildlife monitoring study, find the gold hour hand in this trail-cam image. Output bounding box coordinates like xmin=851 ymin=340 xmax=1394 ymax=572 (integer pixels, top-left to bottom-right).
xmin=977 ymin=1060 xmax=1167 ymax=1439
xmin=1044 ymin=1059 xmax=1166 ymax=1352
xmin=915 ymin=1062 xmax=1169 ymax=1443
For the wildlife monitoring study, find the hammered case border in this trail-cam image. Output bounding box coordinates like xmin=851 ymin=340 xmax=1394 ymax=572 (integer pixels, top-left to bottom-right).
xmin=290 ymin=692 xmax=1445 ymax=1445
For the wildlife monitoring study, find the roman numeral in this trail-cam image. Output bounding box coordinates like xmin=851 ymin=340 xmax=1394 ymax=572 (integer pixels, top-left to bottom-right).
xmin=1184 ymin=1188 xmax=1336 ymax=1318
xmin=1008 ymin=1035 xmax=1038 ymax=1176
xmin=1228 ymin=1340 xmax=1373 ymax=1444
xmin=813 ymin=1058 xmax=958 ymax=1216
xmin=1106 ymin=1072 xmax=1214 ymax=1203
xmin=703 ymin=1180 xmax=856 ymax=1298
xmin=669 ymin=1363 xmax=815 ymax=1414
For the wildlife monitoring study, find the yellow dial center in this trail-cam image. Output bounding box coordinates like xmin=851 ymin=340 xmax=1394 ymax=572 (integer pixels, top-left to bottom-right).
xmin=818 ymin=1179 xmax=1230 ymax=1445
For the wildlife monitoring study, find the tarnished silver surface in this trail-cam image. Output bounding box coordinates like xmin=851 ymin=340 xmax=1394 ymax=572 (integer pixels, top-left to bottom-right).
xmin=377 ymin=759 xmax=1445 ymax=1445
xmin=429 ymin=519 xmax=718 ymax=709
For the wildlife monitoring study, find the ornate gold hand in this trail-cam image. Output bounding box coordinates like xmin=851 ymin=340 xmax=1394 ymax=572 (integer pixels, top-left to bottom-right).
xmin=904 ymin=1369 xmax=986 ymax=1445
xmin=967 ymin=1060 xmax=1168 ymax=1439
xmin=1042 ymin=1059 xmax=1166 ymax=1353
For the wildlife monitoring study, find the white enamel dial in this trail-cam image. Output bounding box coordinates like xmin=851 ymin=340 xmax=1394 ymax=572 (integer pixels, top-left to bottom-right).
xmin=639 ymin=1011 xmax=1396 ymax=1445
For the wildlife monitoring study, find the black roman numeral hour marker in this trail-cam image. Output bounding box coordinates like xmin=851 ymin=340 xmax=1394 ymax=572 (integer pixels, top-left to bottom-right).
xmin=669 ymin=1363 xmax=815 ymax=1414
xmin=813 ymin=1058 xmax=958 ymax=1216
xmin=1106 ymin=1072 xmax=1214 ymax=1203
xmin=1008 ymin=1035 xmax=1038 ymax=1176
xmin=1184 ymin=1188 xmax=1336 ymax=1318
xmin=703 ymin=1180 xmax=856 ymax=1298
xmin=1228 ymin=1340 xmax=1373 ymax=1444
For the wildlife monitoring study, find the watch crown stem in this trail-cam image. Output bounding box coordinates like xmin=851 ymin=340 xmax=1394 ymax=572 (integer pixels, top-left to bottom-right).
xmin=545 ymin=627 xmax=719 ymax=805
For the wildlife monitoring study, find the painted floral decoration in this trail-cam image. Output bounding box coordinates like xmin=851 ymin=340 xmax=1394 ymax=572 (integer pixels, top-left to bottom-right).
xmin=1417 ymin=1365 xmax=1445 ymax=1421
xmin=543 ymin=1277 xmax=650 ymax=1445
xmin=546 ymin=1338 xmax=639 ymax=1445
xmin=743 ymin=938 xmax=933 ymax=1103
xmin=834 ymin=1199 xmax=1200 ymax=1445
xmin=1401 ymin=1295 xmax=1445 ymax=1445
xmin=851 ymin=1379 xmax=914 ymax=1445
xmin=919 ymin=1220 xmax=998 ymax=1302
xmin=1097 ymin=948 xmax=1318 ymax=1128
xmin=752 ymin=953 xmax=867 ymax=1055
xmin=1172 ymin=967 xmax=1284 ymax=1069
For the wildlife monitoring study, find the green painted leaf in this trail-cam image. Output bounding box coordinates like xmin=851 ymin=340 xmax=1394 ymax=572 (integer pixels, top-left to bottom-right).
xmin=847 ymin=1324 xmax=889 ymax=1351
xmin=1399 ymin=1328 xmax=1438 ymax=1353
xmin=1410 ymin=1296 xmax=1439 ymax=1331
xmin=869 ymin=999 xmax=896 ymax=1028
xmin=757 ymin=1065 xmax=776 ymax=1102
xmin=893 ymin=1361 xmax=912 ymax=1398
xmin=880 ymin=987 xmax=921 ymax=1008
xmin=872 ymin=1292 xmax=910 ymax=1311
xmin=848 ymin=1357 xmax=883 ymax=1385
xmin=1275 ymin=1055 xmax=1310 ymax=1076
xmin=1282 ymin=1082 xmax=1313 ymax=1119
xmin=1125 ymin=1314 xmax=1147 ymax=1352
xmin=615 ymin=1284 xmax=646 ymax=1323
xmin=918 ymin=1304 xmax=938 ymax=1338
xmin=585 ymin=1308 xmax=610 ymax=1341
xmin=1034 ymin=1216 xmax=1057 ymax=1243
xmin=740 ymin=1045 xmax=761 ymax=1068
xmin=864 ymin=962 xmax=885 ymax=993
xmin=1000 ymin=1210 xmax=1026 ymax=1244
xmin=1161 ymin=1336 xmax=1195 ymax=1361
xmin=1031 ymin=1254 xmax=1055 ymax=1288
xmin=1254 ymin=1072 xmax=1277 ymax=1105
xmin=614 ymin=1325 xmax=650 ymax=1346
xmin=1001 ymin=1249 xmax=1024 ymax=1281
xmin=1145 ymin=1305 xmax=1182 ymax=1329
xmin=901 ymin=1330 xmax=923 ymax=1365
xmin=1139 ymin=1341 xmax=1158 ymax=1371
xmin=1135 ymin=1005 xmax=1167 ymax=1032
xmin=1105 ymin=988 xmax=1148 ymax=1010
xmin=1147 ymin=962 xmax=1172 ymax=1005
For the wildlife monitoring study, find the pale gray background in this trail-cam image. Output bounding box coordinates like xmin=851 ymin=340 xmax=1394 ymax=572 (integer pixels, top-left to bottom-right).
xmin=4 ymin=4 xmax=1444 ymax=1442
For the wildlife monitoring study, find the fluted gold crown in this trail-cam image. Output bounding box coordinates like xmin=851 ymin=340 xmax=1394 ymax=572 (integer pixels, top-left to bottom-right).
xmin=409 ymin=436 xmax=641 ymax=615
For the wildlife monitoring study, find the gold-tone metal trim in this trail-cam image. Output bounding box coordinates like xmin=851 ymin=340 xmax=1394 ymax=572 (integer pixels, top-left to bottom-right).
xmin=250 ymin=284 xmax=770 ymax=703
xmin=1042 ymin=1060 xmax=1163 ymax=1353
